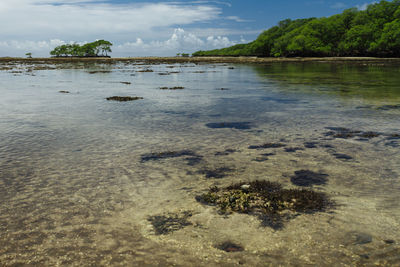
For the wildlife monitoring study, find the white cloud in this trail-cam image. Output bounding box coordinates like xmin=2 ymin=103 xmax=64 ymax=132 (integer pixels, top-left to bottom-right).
xmin=0 ymin=0 xmax=220 ymax=41
xmin=225 ymin=16 xmax=251 ymax=22
xmin=115 ymin=28 xmax=239 ymax=56
xmin=330 ymin=2 xmax=346 ymax=9
xmin=356 ymin=1 xmax=377 ymax=11
xmin=0 ymin=28 xmax=242 ymax=57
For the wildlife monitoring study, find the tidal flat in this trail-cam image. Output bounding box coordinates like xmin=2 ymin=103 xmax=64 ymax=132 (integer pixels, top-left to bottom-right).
xmin=0 ymin=59 xmax=400 ymax=266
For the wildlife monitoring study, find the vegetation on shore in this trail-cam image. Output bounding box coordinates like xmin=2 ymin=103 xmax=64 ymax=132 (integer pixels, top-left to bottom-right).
xmin=193 ymin=0 xmax=400 ymax=57
xmin=50 ymin=40 xmax=112 ymax=57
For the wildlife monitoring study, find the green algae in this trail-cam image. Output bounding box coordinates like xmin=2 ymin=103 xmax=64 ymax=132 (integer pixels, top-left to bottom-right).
xmin=196 ymin=180 xmax=331 ymax=229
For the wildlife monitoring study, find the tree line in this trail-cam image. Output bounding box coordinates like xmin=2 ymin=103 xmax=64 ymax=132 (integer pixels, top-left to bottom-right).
xmin=50 ymin=40 xmax=112 ymax=57
xmin=193 ymin=0 xmax=400 ymax=57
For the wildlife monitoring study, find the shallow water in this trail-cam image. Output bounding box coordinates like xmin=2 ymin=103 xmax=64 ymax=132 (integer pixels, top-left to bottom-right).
xmin=0 ymin=61 xmax=400 ymax=266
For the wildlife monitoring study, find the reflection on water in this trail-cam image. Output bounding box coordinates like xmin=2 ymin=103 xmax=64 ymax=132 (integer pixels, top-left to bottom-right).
xmin=0 ymin=61 xmax=399 ymax=266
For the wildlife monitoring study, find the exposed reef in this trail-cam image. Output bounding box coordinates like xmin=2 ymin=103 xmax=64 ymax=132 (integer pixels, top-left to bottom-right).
xmin=106 ymin=96 xmax=143 ymax=102
xmin=148 ymin=211 xmax=192 ymax=235
xmin=196 ymin=180 xmax=331 ymax=229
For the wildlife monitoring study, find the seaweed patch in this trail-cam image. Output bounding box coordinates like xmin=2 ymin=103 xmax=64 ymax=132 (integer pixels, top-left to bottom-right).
xmin=324 ymin=127 xmax=381 ymax=139
xmin=106 ymin=96 xmax=143 ymax=102
xmin=290 ymin=170 xmax=328 ymax=187
xmin=141 ymin=150 xmax=198 ymax=162
xmin=148 ymin=211 xmax=192 ymax=235
xmin=206 ymin=122 xmax=252 ymax=130
xmin=215 ymin=241 xmax=244 ymax=252
xmin=196 ymin=180 xmax=331 ymax=229
xmin=248 ymin=143 xmax=286 ymax=149
xmin=198 ymin=167 xmax=234 ymax=179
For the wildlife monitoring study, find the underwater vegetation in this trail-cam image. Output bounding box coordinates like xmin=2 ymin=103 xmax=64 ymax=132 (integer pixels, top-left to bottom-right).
xmin=284 ymin=147 xmax=304 ymax=153
xmin=88 ymin=70 xmax=112 ymax=74
xmin=377 ymin=104 xmax=400 ymax=110
xmin=120 ymin=82 xmax=131 ymax=85
xmin=324 ymin=127 xmax=381 ymax=139
xmin=332 ymin=153 xmax=353 ymax=161
xmin=58 ymin=90 xmax=70 ymax=94
xmin=106 ymin=96 xmax=143 ymax=102
xmin=148 ymin=211 xmax=192 ymax=235
xmin=141 ymin=150 xmax=198 ymax=162
xmin=205 ymin=122 xmax=252 ymax=130
xmin=159 ymin=86 xmax=185 ymax=90
xmin=196 ymin=180 xmax=331 ymax=229
xmin=197 ymin=167 xmax=234 ymax=179
xmin=215 ymin=149 xmax=236 ymax=156
xmin=248 ymin=143 xmax=286 ymax=149
xmin=290 ymin=170 xmax=329 ymax=187
xmin=215 ymin=241 xmax=244 ymax=252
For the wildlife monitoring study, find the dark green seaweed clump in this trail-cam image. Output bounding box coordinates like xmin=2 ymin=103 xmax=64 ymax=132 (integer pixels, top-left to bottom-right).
xmin=290 ymin=170 xmax=328 ymax=186
xmin=206 ymin=122 xmax=252 ymax=130
xmin=215 ymin=241 xmax=244 ymax=252
xmin=196 ymin=180 xmax=331 ymax=229
xmin=106 ymin=96 xmax=143 ymax=102
xmin=141 ymin=150 xmax=197 ymax=162
xmin=148 ymin=211 xmax=192 ymax=235
xmin=248 ymin=143 xmax=286 ymax=149
xmin=324 ymin=127 xmax=381 ymax=139
xmin=198 ymin=167 xmax=234 ymax=179
xmin=159 ymin=86 xmax=185 ymax=90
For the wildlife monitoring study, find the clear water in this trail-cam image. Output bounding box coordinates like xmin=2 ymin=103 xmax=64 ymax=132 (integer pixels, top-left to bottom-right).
xmin=1 ymin=61 xmax=399 ymax=266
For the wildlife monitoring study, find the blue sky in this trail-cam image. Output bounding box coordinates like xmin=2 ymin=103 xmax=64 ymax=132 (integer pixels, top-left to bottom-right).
xmin=0 ymin=0 xmax=378 ymax=57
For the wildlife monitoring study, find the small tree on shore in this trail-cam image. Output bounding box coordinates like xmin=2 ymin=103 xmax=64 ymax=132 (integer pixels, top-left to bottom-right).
xmin=25 ymin=52 xmax=32 ymax=58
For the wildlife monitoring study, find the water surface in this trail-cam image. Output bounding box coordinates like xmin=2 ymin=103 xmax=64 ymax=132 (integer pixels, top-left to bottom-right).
xmin=0 ymin=61 xmax=399 ymax=266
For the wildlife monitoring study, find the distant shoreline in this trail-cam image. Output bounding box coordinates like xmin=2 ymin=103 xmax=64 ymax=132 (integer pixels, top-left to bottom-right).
xmin=1 ymin=56 xmax=400 ymax=64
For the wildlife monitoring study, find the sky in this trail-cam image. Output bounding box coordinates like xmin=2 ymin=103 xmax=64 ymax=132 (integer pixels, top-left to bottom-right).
xmin=0 ymin=0 xmax=379 ymax=57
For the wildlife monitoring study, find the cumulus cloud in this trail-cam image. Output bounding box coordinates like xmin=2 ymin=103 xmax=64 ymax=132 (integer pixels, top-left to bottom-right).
xmin=0 ymin=0 xmax=220 ymax=41
xmin=330 ymin=2 xmax=346 ymax=9
xmin=356 ymin=1 xmax=378 ymax=10
xmin=0 ymin=28 xmax=242 ymax=57
xmin=115 ymin=28 xmax=238 ymax=57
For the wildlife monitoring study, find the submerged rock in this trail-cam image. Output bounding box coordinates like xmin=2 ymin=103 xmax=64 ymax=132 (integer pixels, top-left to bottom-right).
xmin=196 ymin=180 xmax=331 ymax=229
xmin=290 ymin=170 xmax=328 ymax=187
xmin=148 ymin=211 xmax=192 ymax=235
xmin=106 ymin=96 xmax=143 ymax=102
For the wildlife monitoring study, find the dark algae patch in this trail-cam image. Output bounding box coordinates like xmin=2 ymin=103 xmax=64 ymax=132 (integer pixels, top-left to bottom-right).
xmin=148 ymin=211 xmax=192 ymax=235
xmin=284 ymin=147 xmax=304 ymax=153
xmin=325 ymin=127 xmax=381 ymax=139
xmin=248 ymin=143 xmax=286 ymax=149
xmin=215 ymin=241 xmax=244 ymax=252
xmin=377 ymin=104 xmax=400 ymax=110
xmin=290 ymin=170 xmax=328 ymax=187
xmin=196 ymin=180 xmax=331 ymax=229
xmin=159 ymin=86 xmax=185 ymax=90
xmin=333 ymin=153 xmax=353 ymax=161
xmin=106 ymin=96 xmax=143 ymax=102
xmin=198 ymin=167 xmax=234 ymax=179
xmin=59 ymin=90 xmax=70 ymax=93
xmin=141 ymin=150 xmax=198 ymax=162
xmin=206 ymin=122 xmax=252 ymax=130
